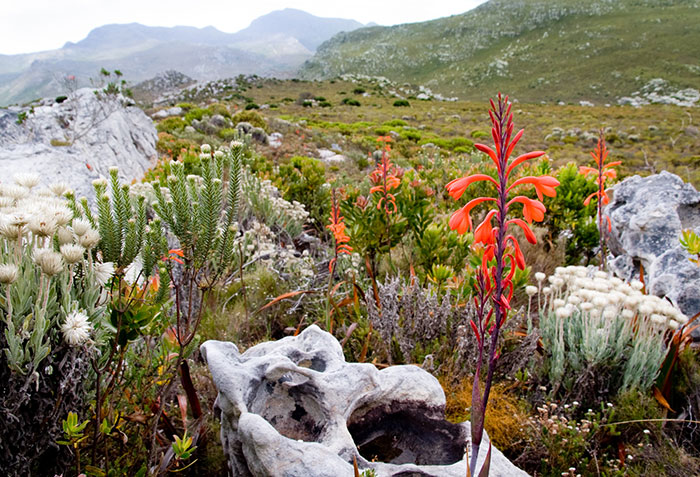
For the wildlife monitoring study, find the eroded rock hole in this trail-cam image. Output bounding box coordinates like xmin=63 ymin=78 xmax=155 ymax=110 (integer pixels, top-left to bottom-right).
xmin=347 ymin=402 xmax=466 ymax=466
xmin=256 ymin=381 xmax=327 ymax=443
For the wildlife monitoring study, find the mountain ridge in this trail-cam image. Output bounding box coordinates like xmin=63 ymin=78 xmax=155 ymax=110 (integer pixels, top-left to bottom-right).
xmin=300 ymin=0 xmax=700 ymax=104
xmin=0 ymin=9 xmax=364 ymax=106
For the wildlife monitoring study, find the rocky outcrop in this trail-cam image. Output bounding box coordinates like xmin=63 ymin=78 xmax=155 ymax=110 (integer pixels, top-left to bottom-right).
xmin=0 ymin=88 xmax=156 ymax=200
xmin=606 ymin=172 xmax=700 ymax=334
xmin=201 ymin=325 xmax=528 ymax=477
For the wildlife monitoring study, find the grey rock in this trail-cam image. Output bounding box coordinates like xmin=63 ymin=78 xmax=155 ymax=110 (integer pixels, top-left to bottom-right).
xmin=152 ymin=106 xmax=183 ymax=119
xmin=268 ymin=132 xmax=283 ymax=148
xmin=606 ymin=172 xmax=700 ymax=334
xmin=209 ymin=114 xmax=227 ymax=128
xmin=0 ymin=88 xmax=156 ymax=201
xmin=236 ymin=121 xmax=254 ymax=134
xmin=250 ymin=127 xmax=268 ymax=145
xmin=201 ymin=325 xmax=528 ymax=477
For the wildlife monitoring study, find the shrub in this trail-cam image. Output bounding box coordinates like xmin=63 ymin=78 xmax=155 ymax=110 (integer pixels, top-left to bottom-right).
xmin=245 ymin=103 xmax=259 ymax=110
xmin=207 ymin=103 xmax=231 ymax=119
xmin=55 ymin=95 xmax=68 ymax=104
xmin=353 ymin=87 xmax=366 ymax=94
xmin=393 ymin=99 xmax=410 ymax=107
xmin=184 ymin=107 xmax=208 ymax=123
xmin=319 ymin=101 xmax=332 ymax=108
xmin=232 ymin=110 xmax=268 ymax=132
xmin=342 ymin=98 xmax=361 ymax=106
xmin=275 ymin=156 xmax=329 ymax=230
xmin=156 ymin=117 xmax=186 ymax=134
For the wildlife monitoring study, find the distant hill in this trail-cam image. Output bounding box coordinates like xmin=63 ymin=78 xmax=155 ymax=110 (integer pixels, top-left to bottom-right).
xmin=300 ymin=0 xmax=700 ymax=104
xmin=0 ymin=9 xmax=364 ymax=106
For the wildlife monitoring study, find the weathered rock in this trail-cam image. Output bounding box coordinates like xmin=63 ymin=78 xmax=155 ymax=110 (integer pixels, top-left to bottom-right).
xmin=268 ymin=132 xmax=283 ymax=148
xmin=606 ymin=172 xmax=700 ymax=334
xmin=152 ymin=106 xmax=183 ymax=119
xmin=0 ymin=88 xmax=156 ymax=201
xmin=201 ymin=325 xmax=528 ymax=477
xmin=209 ymin=114 xmax=228 ymax=129
xmin=318 ymin=148 xmax=346 ymax=163
xmin=250 ymin=127 xmax=268 ymax=145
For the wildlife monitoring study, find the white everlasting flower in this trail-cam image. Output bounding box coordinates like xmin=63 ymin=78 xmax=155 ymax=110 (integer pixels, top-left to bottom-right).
xmin=71 ymin=218 xmax=91 ymax=237
xmin=609 ymin=277 xmax=623 ymax=287
xmin=535 ymin=272 xmax=546 ymax=283
xmin=230 ymin=140 xmax=244 ymax=149
xmin=49 ymin=182 xmax=71 ymax=196
xmin=603 ymin=308 xmax=617 ymax=319
xmin=594 ymin=271 xmax=608 ymax=279
xmin=14 ymin=173 xmax=40 ymax=189
xmin=621 ymin=309 xmax=635 ymax=319
xmin=567 ymin=295 xmax=582 ymax=306
xmin=200 ymin=144 xmax=211 ymax=154
xmin=47 ymin=206 xmax=73 ymax=227
xmin=676 ymin=313 xmax=689 ymax=324
xmin=0 ymin=263 xmax=19 ymax=284
xmin=28 ymin=215 xmax=58 ymax=237
xmin=638 ymin=303 xmax=654 ymax=316
xmin=556 ymin=307 xmax=572 ymax=319
xmin=61 ymin=310 xmax=92 ymax=346
xmin=630 ymin=280 xmax=644 ymax=291
xmin=580 ymin=302 xmax=594 ymax=312
xmin=553 ymin=299 xmax=566 ymax=308
xmin=5 ymin=185 xmax=29 ymax=200
xmin=34 ymin=249 xmax=64 ymax=276
xmin=60 ymin=244 xmax=85 ymax=264
xmin=78 ymin=229 xmax=101 ymax=249
xmin=554 ymin=267 xmax=566 ymax=276
xmin=7 ymin=213 xmax=29 ymax=227
xmin=214 ymin=150 xmax=225 ymax=159
xmin=0 ymin=222 xmax=24 ymax=240
xmin=650 ymin=314 xmax=666 ymax=325
xmin=542 ymin=287 xmax=552 ymax=295
xmin=56 ymin=226 xmax=74 ymax=245
xmin=592 ymin=295 xmax=609 ymax=308
xmin=526 ymin=285 xmax=538 ymax=297
xmin=92 ymin=178 xmax=108 ymax=188
xmin=668 ymin=320 xmax=679 ymax=330
xmin=94 ymin=262 xmax=115 ymax=286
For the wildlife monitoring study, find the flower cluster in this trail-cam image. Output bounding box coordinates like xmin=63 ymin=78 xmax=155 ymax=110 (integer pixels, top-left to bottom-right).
xmin=327 ymin=189 xmax=352 ymax=274
xmin=369 ymin=136 xmax=401 ymax=214
xmin=534 ymin=265 xmax=687 ymax=330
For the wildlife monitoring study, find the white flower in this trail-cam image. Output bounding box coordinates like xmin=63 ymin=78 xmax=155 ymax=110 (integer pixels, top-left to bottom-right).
xmin=553 ymin=299 xmax=566 ymax=308
xmin=580 ymin=302 xmax=594 ymax=312
xmin=200 ymin=144 xmax=211 ymax=154
xmin=594 ymin=271 xmax=608 ymax=279
xmin=668 ymin=320 xmax=679 ymax=330
xmin=603 ymin=308 xmax=617 ymax=319
xmin=556 ymin=307 xmax=572 ymax=319
xmin=34 ymin=249 xmax=64 ymax=276
xmin=535 ymin=272 xmax=546 ymax=283
xmin=650 ymin=314 xmax=666 ymax=325
xmin=0 ymin=263 xmax=19 ymax=284
xmin=14 ymin=173 xmax=40 ymax=189
xmin=28 ymin=215 xmax=58 ymax=237
xmin=567 ymin=295 xmax=582 ymax=306
xmin=526 ymin=285 xmax=538 ymax=296
xmin=214 ymin=150 xmax=225 ymax=159
xmin=542 ymin=287 xmax=552 ymax=295
xmin=61 ymin=310 xmax=92 ymax=346
xmin=630 ymin=280 xmax=644 ymax=291
xmin=78 ymin=229 xmax=100 ymax=249
xmin=49 ymin=182 xmax=71 ymax=196
xmin=60 ymin=244 xmax=85 ymax=264
xmin=94 ymin=262 xmax=115 ymax=286
xmin=71 ymin=218 xmax=91 ymax=236
xmin=621 ymin=309 xmax=635 ymax=319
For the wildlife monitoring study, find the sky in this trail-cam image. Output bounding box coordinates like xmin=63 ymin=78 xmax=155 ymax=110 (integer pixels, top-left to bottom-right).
xmin=1 ymin=1 xmax=488 ymax=55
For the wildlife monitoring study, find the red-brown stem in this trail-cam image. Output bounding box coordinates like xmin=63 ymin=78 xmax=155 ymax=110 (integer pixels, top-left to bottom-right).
xmin=597 ymin=130 xmax=606 ymax=269
xmin=470 ymin=95 xmax=511 ymax=474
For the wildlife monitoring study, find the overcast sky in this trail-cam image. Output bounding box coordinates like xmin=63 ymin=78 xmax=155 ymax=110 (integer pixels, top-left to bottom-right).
xmin=2 ymin=1 xmax=488 ymax=55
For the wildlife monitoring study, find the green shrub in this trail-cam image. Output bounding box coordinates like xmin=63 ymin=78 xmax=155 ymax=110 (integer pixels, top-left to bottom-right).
xmin=393 ymin=99 xmax=410 ymax=107
xmin=232 ymin=110 xmax=268 ymax=132
xmin=176 ymin=102 xmax=196 ymax=111
xmin=275 ymin=156 xmax=329 ymax=230
xmin=245 ymin=103 xmax=259 ymax=110
xmin=353 ymin=87 xmax=366 ymax=95
xmin=55 ymin=95 xmax=68 ymax=104
xmin=400 ymin=129 xmax=421 ymax=142
xmin=384 ymin=119 xmax=408 ymax=127
xmin=319 ymin=101 xmax=332 ymax=108
xmin=207 ymin=103 xmax=231 ymax=119
xmin=156 ymin=117 xmax=187 ymax=134
xmin=342 ymin=98 xmax=361 ymax=106
xmin=184 ymin=107 xmax=208 ymax=123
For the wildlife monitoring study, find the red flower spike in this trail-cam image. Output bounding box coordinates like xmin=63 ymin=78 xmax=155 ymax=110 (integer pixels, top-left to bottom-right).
xmin=579 ymin=129 xmax=619 ymax=269
xmin=446 ymin=95 xmax=558 ymax=475
xmin=327 ymin=189 xmax=352 ymax=275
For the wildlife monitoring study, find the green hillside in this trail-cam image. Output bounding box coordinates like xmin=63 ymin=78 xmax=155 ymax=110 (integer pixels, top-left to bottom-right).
xmin=300 ymin=0 xmax=700 ymax=103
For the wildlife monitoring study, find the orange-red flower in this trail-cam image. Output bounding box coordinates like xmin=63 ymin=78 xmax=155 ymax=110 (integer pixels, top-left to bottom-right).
xmin=327 ymin=189 xmax=352 ymax=274
xmin=579 ymin=130 xmax=619 ymax=267
xmin=369 ymin=140 xmax=400 ymax=214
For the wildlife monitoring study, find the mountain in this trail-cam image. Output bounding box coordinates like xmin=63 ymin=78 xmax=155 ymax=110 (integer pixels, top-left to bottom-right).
xmin=0 ymin=9 xmax=363 ymax=106
xmin=299 ymin=0 xmax=700 ymax=104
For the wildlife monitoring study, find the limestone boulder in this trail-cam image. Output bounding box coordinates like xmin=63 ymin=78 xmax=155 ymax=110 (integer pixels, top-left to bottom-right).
xmin=606 ymin=172 xmax=700 ymax=334
xmin=201 ymin=325 xmax=528 ymax=477
xmin=0 ymin=88 xmax=156 ymax=200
